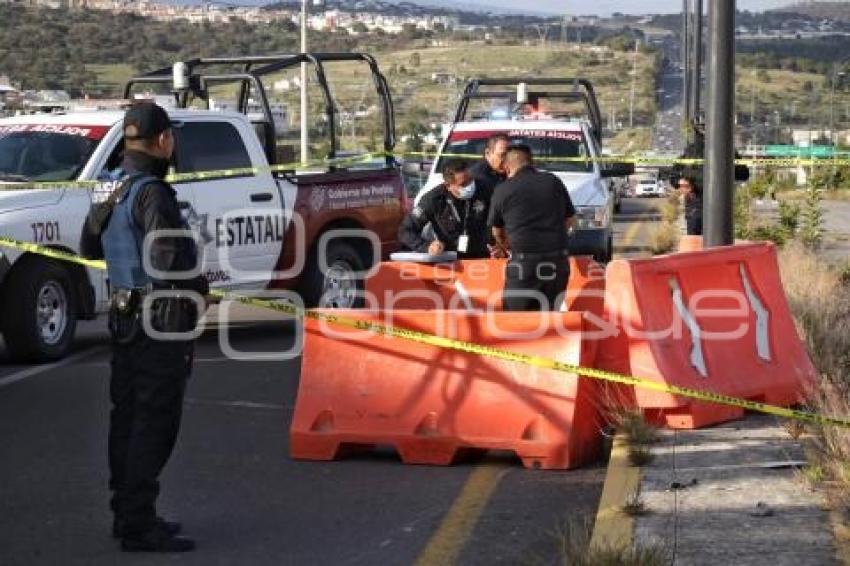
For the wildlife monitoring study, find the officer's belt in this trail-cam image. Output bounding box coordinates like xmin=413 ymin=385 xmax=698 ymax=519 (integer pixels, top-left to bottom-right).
xmin=510 ymin=249 xmax=569 ymax=261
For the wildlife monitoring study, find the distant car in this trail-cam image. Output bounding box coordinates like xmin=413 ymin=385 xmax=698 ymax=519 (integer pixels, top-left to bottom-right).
xmin=635 ymin=178 xmax=664 ymax=197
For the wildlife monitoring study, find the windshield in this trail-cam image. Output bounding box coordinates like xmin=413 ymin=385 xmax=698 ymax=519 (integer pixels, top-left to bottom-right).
xmin=0 ymin=124 xmax=108 ymax=182
xmin=438 ymin=129 xmax=593 ymax=174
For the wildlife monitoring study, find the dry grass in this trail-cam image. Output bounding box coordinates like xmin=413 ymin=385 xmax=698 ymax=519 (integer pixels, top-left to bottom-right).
xmin=660 ymin=193 xmax=681 ymax=223
xmin=616 ymin=410 xmax=659 ymax=446
xmin=649 ymin=221 xmax=680 ymax=255
xmin=779 ymin=242 xmax=850 ymax=499
xmin=548 ymin=520 xmax=668 ymax=566
xmin=627 ymin=445 xmax=655 ymax=467
xmin=623 ymin=486 xmax=648 ymax=517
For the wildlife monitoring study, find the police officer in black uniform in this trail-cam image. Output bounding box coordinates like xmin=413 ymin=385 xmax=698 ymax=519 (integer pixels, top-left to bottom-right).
xmin=488 ymin=145 xmax=576 ymax=311
xmin=81 ymin=102 xmax=208 ymax=553
xmin=398 ymin=158 xmax=499 ymax=259
xmin=468 ymin=133 xmax=509 ymax=195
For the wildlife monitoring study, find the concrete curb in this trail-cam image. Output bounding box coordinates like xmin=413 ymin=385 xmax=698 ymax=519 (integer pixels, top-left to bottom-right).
xmin=589 ymin=434 xmax=641 ymax=551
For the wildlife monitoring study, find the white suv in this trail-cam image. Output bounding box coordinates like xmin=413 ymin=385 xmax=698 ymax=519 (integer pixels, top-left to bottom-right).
xmin=635 ymin=178 xmax=664 ymax=197
xmin=416 ymin=78 xmax=633 ymax=262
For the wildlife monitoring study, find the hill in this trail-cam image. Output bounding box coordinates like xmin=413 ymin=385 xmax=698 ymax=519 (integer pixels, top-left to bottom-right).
xmin=775 ymin=1 xmax=850 ymax=23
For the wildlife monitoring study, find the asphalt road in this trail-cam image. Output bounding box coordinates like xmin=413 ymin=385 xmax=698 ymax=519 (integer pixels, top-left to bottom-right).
xmin=652 ymin=38 xmax=686 ymax=155
xmin=822 ymin=199 xmax=850 ymax=265
xmin=0 ymin=198 xmax=662 ymax=566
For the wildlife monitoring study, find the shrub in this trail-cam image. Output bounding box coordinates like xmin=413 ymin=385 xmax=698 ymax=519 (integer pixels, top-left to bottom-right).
xmin=649 ymin=222 xmax=679 ymax=255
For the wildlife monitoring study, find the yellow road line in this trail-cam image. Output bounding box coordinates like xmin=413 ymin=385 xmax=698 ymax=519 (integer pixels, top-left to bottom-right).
xmin=589 ymin=436 xmax=641 ymax=551
xmin=415 ymin=465 xmax=508 ymax=566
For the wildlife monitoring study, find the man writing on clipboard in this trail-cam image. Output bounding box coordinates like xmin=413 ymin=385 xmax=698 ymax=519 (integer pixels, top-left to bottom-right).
xmin=398 ymin=159 xmax=503 ymax=259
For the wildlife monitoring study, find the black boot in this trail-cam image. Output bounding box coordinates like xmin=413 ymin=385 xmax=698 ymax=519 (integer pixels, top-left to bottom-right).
xmin=121 ymin=523 xmax=195 ymax=553
xmin=113 ymin=516 xmax=182 ymax=539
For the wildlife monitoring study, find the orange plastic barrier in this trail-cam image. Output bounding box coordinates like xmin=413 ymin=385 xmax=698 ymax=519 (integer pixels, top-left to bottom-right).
xmin=599 ymin=242 xmax=817 ymax=429
xmin=677 ymin=235 xmax=703 ymax=252
xmin=365 ymin=257 xmax=605 ymax=314
xmin=677 ymin=236 xmax=754 ymax=253
xmin=290 ymin=310 xmax=602 ymax=469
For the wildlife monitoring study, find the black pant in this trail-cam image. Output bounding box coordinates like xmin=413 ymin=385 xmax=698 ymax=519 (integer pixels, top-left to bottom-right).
xmin=108 ymin=308 xmax=193 ymax=534
xmin=502 ymin=256 xmax=570 ymax=312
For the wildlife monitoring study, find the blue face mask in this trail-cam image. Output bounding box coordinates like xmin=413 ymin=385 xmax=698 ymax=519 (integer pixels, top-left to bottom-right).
xmin=456 ymin=182 xmax=476 ymax=200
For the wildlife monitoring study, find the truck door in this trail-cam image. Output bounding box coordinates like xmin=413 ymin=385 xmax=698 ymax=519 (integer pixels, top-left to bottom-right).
xmin=172 ymin=119 xmax=285 ymax=290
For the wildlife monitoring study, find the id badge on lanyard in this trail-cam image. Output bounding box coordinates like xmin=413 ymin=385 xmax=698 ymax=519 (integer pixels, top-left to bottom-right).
xmin=449 ymin=199 xmax=470 ymax=253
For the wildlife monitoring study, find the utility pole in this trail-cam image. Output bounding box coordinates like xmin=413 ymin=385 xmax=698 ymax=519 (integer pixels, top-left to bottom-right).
xmin=300 ymin=0 xmax=309 ymax=165
xmin=629 ymin=38 xmax=638 ymax=128
xmin=704 ymin=0 xmax=736 ymax=247
xmin=750 ymin=70 xmax=757 ymax=143
xmin=830 ymin=65 xmax=847 ymax=146
xmin=682 ymin=0 xmax=691 ymax=135
xmin=691 ymin=0 xmax=702 ymax=123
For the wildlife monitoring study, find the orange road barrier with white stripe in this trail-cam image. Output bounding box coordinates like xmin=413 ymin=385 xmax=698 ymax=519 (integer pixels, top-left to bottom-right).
xmin=365 ymin=256 xmax=606 ymax=315
xmin=290 ymin=309 xmax=603 ymax=470
xmin=599 ymin=242 xmax=817 ymax=429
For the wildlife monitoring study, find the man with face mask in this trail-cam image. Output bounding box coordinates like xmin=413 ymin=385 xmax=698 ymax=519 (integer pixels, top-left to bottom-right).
xmin=398 ymin=158 xmax=494 ymax=259
xmin=81 ymin=102 xmax=208 ymax=552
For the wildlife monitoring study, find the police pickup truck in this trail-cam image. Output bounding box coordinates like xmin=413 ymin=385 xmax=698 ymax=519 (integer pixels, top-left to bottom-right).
xmin=417 ymin=78 xmax=632 ymax=263
xmin=0 ymin=54 xmax=405 ymax=362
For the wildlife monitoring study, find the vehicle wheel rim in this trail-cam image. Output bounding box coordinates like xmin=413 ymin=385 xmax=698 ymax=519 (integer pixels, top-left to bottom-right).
xmin=320 ymin=260 xmax=358 ymax=308
xmin=36 ymin=281 xmax=68 ymax=346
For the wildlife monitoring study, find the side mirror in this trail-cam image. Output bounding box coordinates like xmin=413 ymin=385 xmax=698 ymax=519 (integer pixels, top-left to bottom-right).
xmin=600 ymin=162 xmax=635 ymax=178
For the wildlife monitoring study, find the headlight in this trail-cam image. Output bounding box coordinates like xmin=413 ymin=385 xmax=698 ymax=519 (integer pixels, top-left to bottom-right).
xmin=573 ymin=205 xmax=609 ymax=230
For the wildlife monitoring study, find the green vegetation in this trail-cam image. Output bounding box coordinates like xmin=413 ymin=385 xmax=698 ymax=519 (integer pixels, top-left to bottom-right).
xmin=0 ymin=4 xmax=659 ymax=157
xmin=0 ymin=4 xmax=370 ymax=96
xmin=735 ymin=65 xmax=848 ymax=137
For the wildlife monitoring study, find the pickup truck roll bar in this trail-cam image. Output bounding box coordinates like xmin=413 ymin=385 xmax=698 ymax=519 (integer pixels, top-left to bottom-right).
xmin=453 ymin=78 xmax=603 ymax=144
xmin=123 ymin=53 xmax=396 ymax=168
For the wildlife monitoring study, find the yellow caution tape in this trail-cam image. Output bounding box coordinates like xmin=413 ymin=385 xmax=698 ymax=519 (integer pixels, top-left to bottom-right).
xmin=403 ymin=151 xmax=850 ymax=168
xmin=0 ymin=235 xmax=846 ymax=429
xmin=0 ymin=151 xmax=394 ymax=192
xmin=2 ymin=150 xmax=849 ymax=192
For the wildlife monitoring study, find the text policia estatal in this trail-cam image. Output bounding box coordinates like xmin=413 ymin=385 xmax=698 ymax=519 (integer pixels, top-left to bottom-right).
xmin=214 ymin=214 xmax=285 ymax=248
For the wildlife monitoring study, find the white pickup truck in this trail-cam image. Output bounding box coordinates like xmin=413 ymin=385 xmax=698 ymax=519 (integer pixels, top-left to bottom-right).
xmin=0 ymin=53 xmax=406 ymax=362
xmin=417 ymin=78 xmax=632 ymax=263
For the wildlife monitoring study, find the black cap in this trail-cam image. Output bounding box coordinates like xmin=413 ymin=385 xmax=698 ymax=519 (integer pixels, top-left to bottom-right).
xmin=123 ymin=102 xmax=173 ymax=140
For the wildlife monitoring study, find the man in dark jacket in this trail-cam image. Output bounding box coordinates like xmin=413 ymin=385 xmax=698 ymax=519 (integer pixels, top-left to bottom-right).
xmin=398 ymin=158 xmax=498 ymax=259
xmin=468 ymin=133 xmax=509 ymax=196
xmin=488 ymin=145 xmax=576 ymax=311
xmin=81 ymin=102 xmax=207 ymax=553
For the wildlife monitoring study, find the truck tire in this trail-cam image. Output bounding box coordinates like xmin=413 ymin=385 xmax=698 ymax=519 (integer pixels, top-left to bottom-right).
xmin=1 ymin=258 xmax=77 ymax=362
xmin=301 ymin=241 xmax=366 ymax=309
